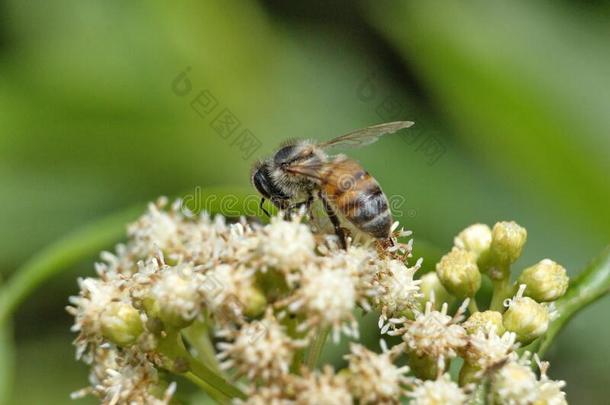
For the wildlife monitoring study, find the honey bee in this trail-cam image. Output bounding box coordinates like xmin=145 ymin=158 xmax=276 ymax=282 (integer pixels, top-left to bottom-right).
xmin=251 ymin=121 xmax=414 ymax=248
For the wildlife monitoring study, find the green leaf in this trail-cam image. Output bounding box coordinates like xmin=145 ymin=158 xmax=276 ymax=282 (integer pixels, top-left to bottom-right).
xmin=370 ymin=1 xmax=610 ymax=239
xmin=0 ymin=323 xmax=15 ymax=405
xmin=0 ymin=205 xmax=142 ymax=325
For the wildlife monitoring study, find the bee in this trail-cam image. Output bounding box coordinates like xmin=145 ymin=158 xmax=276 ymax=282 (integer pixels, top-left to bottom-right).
xmin=251 ymin=121 xmax=414 ymax=248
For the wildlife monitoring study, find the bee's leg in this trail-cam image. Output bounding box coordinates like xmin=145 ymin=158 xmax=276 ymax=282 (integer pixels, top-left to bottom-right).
xmin=318 ymin=191 xmax=347 ymax=250
xmin=259 ymin=198 xmax=271 ymax=217
xmin=296 ymin=193 xmax=315 ymax=214
xmin=286 ymin=193 xmax=314 ymax=218
xmin=303 ymin=193 xmax=314 ymax=212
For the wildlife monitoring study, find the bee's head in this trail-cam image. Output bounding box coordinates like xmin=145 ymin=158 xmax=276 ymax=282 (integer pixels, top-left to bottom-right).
xmin=251 ymin=161 xmax=272 ymax=199
xmin=251 ymin=160 xmax=290 ymax=202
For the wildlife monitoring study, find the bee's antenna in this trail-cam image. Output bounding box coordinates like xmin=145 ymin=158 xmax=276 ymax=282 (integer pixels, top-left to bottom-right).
xmin=259 ymin=198 xmax=271 ymax=217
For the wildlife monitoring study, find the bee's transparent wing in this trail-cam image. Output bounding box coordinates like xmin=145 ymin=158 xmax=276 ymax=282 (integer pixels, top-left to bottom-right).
xmin=317 ymin=121 xmax=414 ymax=150
xmin=284 ymin=160 xmax=325 ymax=181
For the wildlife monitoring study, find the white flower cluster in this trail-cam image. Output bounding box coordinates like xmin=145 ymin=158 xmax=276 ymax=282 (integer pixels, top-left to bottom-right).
xmin=67 ymin=198 xmax=568 ymax=404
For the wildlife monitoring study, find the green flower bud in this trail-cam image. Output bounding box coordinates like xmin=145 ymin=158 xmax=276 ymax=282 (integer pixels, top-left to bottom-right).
xmin=454 ymin=223 xmax=492 ymax=259
xmin=242 ymin=285 xmax=267 ymax=318
xmin=518 ymin=259 xmax=569 ymax=302
xmin=408 ymin=352 xmax=444 ymax=380
xmin=503 ymin=288 xmax=549 ymax=343
xmin=436 ymin=248 xmax=482 ymax=299
xmin=463 ymin=310 xmax=505 ymax=335
xmin=459 ymin=361 xmax=482 ymax=386
xmin=100 ymin=302 xmax=144 ymax=346
xmin=490 ymin=221 xmax=527 ymax=266
xmin=419 ymin=272 xmax=452 ymax=309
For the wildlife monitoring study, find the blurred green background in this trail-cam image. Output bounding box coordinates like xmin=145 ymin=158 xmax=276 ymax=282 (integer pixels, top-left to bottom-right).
xmin=1 ymin=0 xmax=609 ymax=404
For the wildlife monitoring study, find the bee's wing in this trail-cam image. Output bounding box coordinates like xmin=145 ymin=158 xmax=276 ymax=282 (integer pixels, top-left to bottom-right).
xmin=317 ymin=121 xmax=414 ymax=150
xmin=283 ymin=159 xmax=325 ymax=181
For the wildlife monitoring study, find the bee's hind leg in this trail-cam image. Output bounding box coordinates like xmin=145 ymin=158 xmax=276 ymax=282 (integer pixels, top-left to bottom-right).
xmin=318 ymin=191 xmax=347 ymax=250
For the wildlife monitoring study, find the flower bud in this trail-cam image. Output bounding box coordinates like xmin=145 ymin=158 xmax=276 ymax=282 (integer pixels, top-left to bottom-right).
xmin=408 ymin=352 xmax=443 ymax=381
xmin=490 ymin=221 xmax=527 ymax=266
xmin=100 ymin=302 xmax=144 ymax=346
xmin=242 ymin=285 xmax=267 ymax=318
xmin=454 ymin=224 xmax=492 ymax=259
xmin=459 ymin=361 xmax=481 ymax=386
xmin=503 ymin=287 xmax=549 ymax=343
xmin=436 ymin=248 xmax=481 ymax=299
xmin=419 ymin=272 xmax=452 ymax=309
xmin=517 ymin=259 xmax=569 ymax=302
xmin=463 ymin=311 xmax=505 ymax=335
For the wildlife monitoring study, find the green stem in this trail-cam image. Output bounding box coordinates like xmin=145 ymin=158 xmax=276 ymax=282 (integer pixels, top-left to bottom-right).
xmin=285 ymin=315 xmax=306 ymax=374
xmin=183 ymin=319 xmax=222 ymax=374
xmin=490 ymin=277 xmax=513 ymax=312
xmin=468 ymin=299 xmax=479 ymax=314
xmin=469 ymin=376 xmax=491 ymax=405
xmin=183 ymin=372 xmax=229 ymax=405
xmin=537 ymin=245 xmax=610 ymax=357
xmin=157 ymin=329 xmax=245 ymax=400
xmin=306 ymin=326 xmax=330 ymax=370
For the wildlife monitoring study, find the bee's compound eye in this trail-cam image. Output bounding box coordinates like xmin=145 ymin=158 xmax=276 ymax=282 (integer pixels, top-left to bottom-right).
xmin=274 ymin=145 xmax=297 ymax=165
xmin=252 ymin=168 xmax=272 ymax=199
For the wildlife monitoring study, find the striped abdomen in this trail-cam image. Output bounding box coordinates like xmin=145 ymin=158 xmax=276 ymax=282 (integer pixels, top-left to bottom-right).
xmin=321 ymin=158 xmax=392 ymax=239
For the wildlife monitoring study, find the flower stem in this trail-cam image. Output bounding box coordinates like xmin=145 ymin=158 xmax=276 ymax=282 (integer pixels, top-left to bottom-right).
xmin=490 ymin=277 xmax=513 ymax=312
xmin=183 ymin=320 xmax=222 ymax=374
xmin=537 ymin=245 xmax=610 ymax=357
xmin=306 ymin=326 xmax=330 ymax=370
xmin=468 ymin=299 xmax=479 ymax=314
xmin=157 ymin=329 xmax=246 ymax=400
xmin=183 ymin=372 xmax=230 ymax=404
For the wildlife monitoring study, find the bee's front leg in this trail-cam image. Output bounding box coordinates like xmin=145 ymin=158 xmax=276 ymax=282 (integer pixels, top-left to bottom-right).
xmin=285 ymin=193 xmax=314 ymax=219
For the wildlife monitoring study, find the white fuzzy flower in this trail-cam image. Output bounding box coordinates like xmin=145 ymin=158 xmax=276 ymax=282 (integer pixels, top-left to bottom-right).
xmin=373 ymin=258 xmax=423 ymax=332
xmin=235 ymin=385 xmax=291 ymax=405
xmin=465 ymin=329 xmax=518 ymax=371
xmin=216 ymin=310 xmax=305 ymax=381
xmin=67 ymin=277 xmax=126 ymax=359
xmin=72 ymin=347 xmax=176 ymax=405
xmin=292 ymin=366 xmax=353 ymax=405
xmin=286 ymin=261 xmax=359 ymax=342
xmin=395 ymin=302 xmax=468 ymax=371
xmin=492 ymin=357 xmax=538 ymax=405
xmin=149 ymin=264 xmax=204 ymax=326
xmin=344 ymin=342 xmax=411 ymax=404
xmin=127 ymin=198 xmax=180 ymax=258
xmin=203 ymin=263 xmax=264 ymax=322
xmin=531 ymin=357 xmax=568 ymax=405
xmin=258 ymin=216 xmax=316 ymax=272
xmin=408 ymin=374 xmax=468 ymax=405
